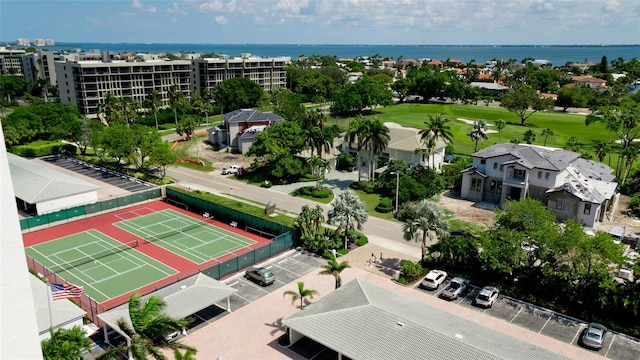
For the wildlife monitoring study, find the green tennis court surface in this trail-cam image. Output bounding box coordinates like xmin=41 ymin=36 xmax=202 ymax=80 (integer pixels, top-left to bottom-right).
xmin=115 ymin=209 xmax=256 ymax=264
xmin=25 ymin=230 xmax=177 ymax=303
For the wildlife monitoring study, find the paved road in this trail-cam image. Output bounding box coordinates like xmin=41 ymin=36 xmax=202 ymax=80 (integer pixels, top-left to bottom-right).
xmin=164 ymin=165 xmax=423 ymax=257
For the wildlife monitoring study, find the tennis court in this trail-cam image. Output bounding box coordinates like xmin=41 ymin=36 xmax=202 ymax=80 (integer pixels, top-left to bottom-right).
xmin=114 ymin=209 xmax=256 ymax=264
xmin=25 ymin=229 xmax=177 ymax=303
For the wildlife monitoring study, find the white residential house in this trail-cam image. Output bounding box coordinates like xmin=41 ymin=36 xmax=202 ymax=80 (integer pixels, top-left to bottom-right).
xmin=461 ymin=143 xmax=617 ymax=227
xmin=207 ymin=109 xmax=284 ymax=154
xmin=342 ymin=122 xmax=448 ymax=180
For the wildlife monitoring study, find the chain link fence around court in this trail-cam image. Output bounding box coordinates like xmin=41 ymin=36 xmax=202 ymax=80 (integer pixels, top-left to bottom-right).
xmin=20 ymin=187 xmax=162 ymax=232
xmin=164 ymin=187 xmax=295 ymax=280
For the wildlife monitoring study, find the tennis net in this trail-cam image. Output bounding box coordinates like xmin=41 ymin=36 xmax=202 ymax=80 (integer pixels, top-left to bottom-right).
xmin=47 ymin=239 xmax=139 ymax=273
xmin=143 ymin=221 xmax=207 ymax=244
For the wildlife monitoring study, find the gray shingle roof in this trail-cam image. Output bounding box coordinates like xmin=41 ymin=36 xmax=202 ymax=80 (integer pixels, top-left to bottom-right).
xmin=7 ymin=153 xmax=99 ymax=203
xmin=223 ymin=109 xmax=284 ymax=124
xmin=473 ymin=144 xmax=582 ymax=171
xmin=283 ymin=279 xmax=569 ymax=360
xmin=546 ymin=164 xmax=617 ymax=203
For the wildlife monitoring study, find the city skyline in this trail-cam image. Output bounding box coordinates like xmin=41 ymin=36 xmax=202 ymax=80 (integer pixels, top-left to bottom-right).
xmin=1 ymin=0 xmax=639 ymax=46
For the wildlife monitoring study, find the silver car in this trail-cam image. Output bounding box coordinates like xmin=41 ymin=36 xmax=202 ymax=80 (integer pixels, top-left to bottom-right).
xmin=245 ymin=267 xmax=275 ymax=286
xmin=441 ymin=277 xmax=470 ymax=300
xmin=474 ymin=286 xmax=499 ymax=308
xmin=581 ymin=322 xmax=607 ymax=350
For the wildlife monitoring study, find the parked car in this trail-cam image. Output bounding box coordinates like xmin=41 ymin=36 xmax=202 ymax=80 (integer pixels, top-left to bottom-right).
xmin=474 ymin=286 xmax=499 ymax=308
xmin=421 ymin=269 xmax=448 ymax=290
xmin=221 ymin=164 xmax=243 ymax=175
xmin=245 ymin=267 xmax=275 ymax=286
xmin=581 ymin=323 xmax=607 ymax=350
xmin=441 ymin=277 xmax=470 ymax=300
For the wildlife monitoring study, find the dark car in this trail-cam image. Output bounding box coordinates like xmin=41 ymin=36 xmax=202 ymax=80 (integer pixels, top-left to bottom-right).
xmin=245 ymin=267 xmax=275 ymax=286
xmin=581 ymin=322 xmax=607 ymax=350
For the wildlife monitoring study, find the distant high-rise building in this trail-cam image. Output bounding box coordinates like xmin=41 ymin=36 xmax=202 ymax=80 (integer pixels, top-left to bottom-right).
xmin=33 ymin=39 xmax=46 ymax=47
xmin=45 ymin=39 xmax=55 ymax=46
xmin=16 ymin=38 xmax=30 ymax=46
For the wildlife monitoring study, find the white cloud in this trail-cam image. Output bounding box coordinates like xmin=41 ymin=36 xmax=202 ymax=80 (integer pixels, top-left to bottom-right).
xmin=215 ymin=15 xmax=228 ymax=25
xmin=167 ymin=2 xmax=188 ymax=16
xmin=132 ymin=0 xmax=157 ymax=13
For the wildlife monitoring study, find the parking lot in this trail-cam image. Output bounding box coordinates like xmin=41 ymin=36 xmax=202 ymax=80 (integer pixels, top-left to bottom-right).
xmin=415 ymin=279 xmax=640 ymax=360
xmin=42 ymin=154 xmax=155 ymax=193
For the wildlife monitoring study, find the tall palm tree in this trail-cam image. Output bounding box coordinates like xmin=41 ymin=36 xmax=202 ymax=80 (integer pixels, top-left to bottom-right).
xmin=344 ymin=115 xmax=368 ymax=181
xmin=283 ymin=281 xmax=319 ymax=309
xmin=320 ymin=259 xmax=351 ymax=289
xmin=420 ymin=113 xmax=453 ymax=168
xmin=327 ymin=190 xmax=368 ymax=249
xmin=494 ymin=118 xmax=506 ymax=142
xmin=467 ymin=119 xmax=489 ymax=152
xmin=98 ymin=92 xmax=122 ymax=125
xmin=591 ymin=140 xmax=610 ymax=162
xmin=168 ymin=85 xmax=186 ymax=126
xmin=362 ymin=118 xmax=390 ymax=180
xmin=144 ymin=90 xmax=163 ymax=130
xmin=98 ymin=292 xmax=195 ymax=360
xmin=402 ymin=199 xmax=450 ymax=263
xmin=541 ymin=128 xmax=554 ymax=146
xmin=41 ymin=326 xmax=92 ymax=360
xmin=120 ymin=97 xmax=140 ymax=125
xmin=308 ymin=156 xmax=330 ymax=188
xmin=523 ymin=129 xmax=536 ymax=144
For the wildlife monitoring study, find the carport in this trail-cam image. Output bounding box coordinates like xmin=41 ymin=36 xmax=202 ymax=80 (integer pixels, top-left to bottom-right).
xmin=98 ymin=273 xmax=236 ymax=349
xmin=283 ymin=279 xmax=570 ymax=360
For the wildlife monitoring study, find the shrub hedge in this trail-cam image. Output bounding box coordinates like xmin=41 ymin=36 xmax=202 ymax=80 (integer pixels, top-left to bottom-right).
xmin=375 ymin=197 xmax=394 ymax=213
xmin=11 ymin=142 xmax=77 ymax=157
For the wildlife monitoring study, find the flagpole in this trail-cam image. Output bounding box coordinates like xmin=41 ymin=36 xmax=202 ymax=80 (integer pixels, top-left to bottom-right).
xmin=46 ymin=279 xmax=54 ymax=332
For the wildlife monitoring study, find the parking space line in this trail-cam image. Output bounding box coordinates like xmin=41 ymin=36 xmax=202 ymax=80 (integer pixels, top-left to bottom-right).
xmin=509 ymin=307 xmax=523 ymax=323
xmin=603 ymin=333 xmax=616 ymax=357
xmin=539 ymin=316 xmax=552 ymax=334
xmin=569 ymin=325 xmax=584 ymax=345
xmin=228 ymin=281 xmax=239 ymax=287
xmin=278 ymin=259 xmax=288 ymax=264
xmin=231 ymin=293 xmax=253 ymax=303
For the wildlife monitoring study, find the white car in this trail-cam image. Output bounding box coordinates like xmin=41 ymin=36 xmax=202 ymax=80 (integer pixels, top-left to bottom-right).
xmin=221 ymin=165 xmax=242 ymax=175
xmin=475 ymin=286 xmax=499 ymax=308
xmin=421 ymin=270 xmax=448 ymax=290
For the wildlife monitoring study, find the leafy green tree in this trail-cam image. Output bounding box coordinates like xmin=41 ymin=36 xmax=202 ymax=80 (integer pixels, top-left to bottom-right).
xmin=149 ymin=141 xmax=177 ymax=179
xmin=467 ymin=119 xmax=489 ymax=152
xmin=523 ymin=129 xmax=536 ymax=144
xmin=500 ymin=85 xmax=554 ymax=125
xmin=320 ymin=259 xmax=351 ymax=289
xmin=270 ymin=87 xmax=305 ymax=122
xmin=296 ymin=71 xmax=337 ymax=102
xmin=327 ymin=190 xmax=368 ymax=249
xmin=391 ymin=77 xmax=412 ymax=102
xmin=294 ymin=205 xmax=326 ymax=252
xmin=556 ymin=86 xmax=588 ymax=111
xmin=271 ymin=154 xmax=306 ymax=181
xmin=283 ymin=281 xmax=319 ymax=309
xmin=402 ymin=199 xmax=450 ymax=262
xmin=494 ymin=119 xmax=506 ymax=142
xmin=168 ymin=85 xmax=187 ymax=126
xmin=102 ymin=124 xmax=136 ymax=164
xmin=176 ymin=117 xmax=196 ymax=140
xmin=143 ymin=89 xmax=163 ymax=129
xmin=1 ymin=108 xmax=41 ymax=146
xmin=130 ymin=125 xmax=165 ymax=170
xmin=247 ymin=121 xmax=306 ymax=165
xmin=0 ymin=75 xmax=28 ymax=103
xmin=97 ymin=292 xmax=194 ymax=360
xmin=212 ymin=77 xmax=264 ymax=113
xmin=540 ymin=128 xmax=554 ymax=146
xmin=173 ymin=348 xmax=197 ymax=360
xmin=331 ymin=76 xmax=393 ymax=113
xmin=41 ymin=326 xmax=91 ymax=360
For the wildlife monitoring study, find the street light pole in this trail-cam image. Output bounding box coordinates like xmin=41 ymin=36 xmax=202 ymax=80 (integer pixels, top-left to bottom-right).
xmin=390 ymin=171 xmax=399 ymax=213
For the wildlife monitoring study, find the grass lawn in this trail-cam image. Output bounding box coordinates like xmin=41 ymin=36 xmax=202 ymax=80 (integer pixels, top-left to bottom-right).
xmin=351 ymin=189 xmax=396 ymax=220
xmin=171 ymin=134 xmax=213 ymax=172
xmin=330 ymin=103 xmax=610 ymax=156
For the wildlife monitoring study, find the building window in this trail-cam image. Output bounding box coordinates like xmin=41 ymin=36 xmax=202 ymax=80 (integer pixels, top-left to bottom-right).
xmin=555 ymin=199 xmax=570 ymax=212
xmin=514 ymin=169 xmax=526 ymax=179
xmin=480 ymin=159 xmax=486 ymax=165
xmin=499 ymin=165 xmax=504 ymax=171
xmin=471 ymin=178 xmax=482 ymax=192
xmin=493 ymin=163 xmax=498 ymax=170
xmin=537 ymin=171 xmax=542 ymax=179
xmin=545 ymin=172 xmax=550 ymax=180
xmin=584 ymin=203 xmax=591 ymax=215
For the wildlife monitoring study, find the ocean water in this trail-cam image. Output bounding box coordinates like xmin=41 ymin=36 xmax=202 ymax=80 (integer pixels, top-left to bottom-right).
xmin=39 ymin=43 xmax=638 ymax=66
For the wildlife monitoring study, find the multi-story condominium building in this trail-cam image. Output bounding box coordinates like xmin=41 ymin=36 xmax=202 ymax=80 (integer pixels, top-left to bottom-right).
xmin=55 ymin=59 xmax=192 ymax=118
xmin=192 ymin=54 xmax=290 ymax=94
xmin=0 ymin=47 xmax=26 ymax=75
xmin=21 ymin=49 xmax=114 ymax=85
xmin=16 ymin=38 xmax=30 ymax=46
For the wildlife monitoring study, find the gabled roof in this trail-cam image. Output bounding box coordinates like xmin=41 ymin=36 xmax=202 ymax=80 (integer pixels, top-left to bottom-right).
xmin=8 ymin=153 xmax=99 ymax=203
xmin=223 ymin=109 xmax=284 ymax=124
xmin=473 ymin=144 xmax=581 ymax=171
xmin=384 ymin=122 xmax=447 ymax=152
xmin=98 ymin=273 xmax=236 ymax=339
xmin=283 ymin=279 xmax=569 ymax=360
xmin=546 ymin=164 xmax=617 ymax=203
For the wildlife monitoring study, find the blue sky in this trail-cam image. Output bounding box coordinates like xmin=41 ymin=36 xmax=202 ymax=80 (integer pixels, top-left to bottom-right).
xmin=1 ymin=0 xmax=639 ymax=45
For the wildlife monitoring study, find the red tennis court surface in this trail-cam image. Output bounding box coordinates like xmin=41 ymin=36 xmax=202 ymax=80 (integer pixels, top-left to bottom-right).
xmin=23 ymin=200 xmax=272 ymax=316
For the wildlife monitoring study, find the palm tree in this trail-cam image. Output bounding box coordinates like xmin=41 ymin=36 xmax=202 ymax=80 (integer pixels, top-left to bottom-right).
xmin=402 ymin=199 xmax=450 ymax=263
xmin=620 ymin=145 xmax=638 ymax=183
xmin=420 ymin=113 xmax=453 ymax=168
xmin=344 ymin=115 xmax=368 ymax=181
xmin=415 ymin=135 xmax=438 ymax=169
xmin=173 ymin=348 xmax=197 ymax=360
xmin=523 ymin=129 xmax=536 ymax=144
xmin=191 ymin=92 xmax=212 ymax=127
xmin=120 ymin=97 xmax=140 ymax=125
xmin=320 ymin=259 xmax=351 ymax=289
xmin=494 ymin=119 xmax=506 ymax=142
xmin=98 ymin=92 xmax=122 ymax=125
xmin=327 ymin=190 xmax=368 ymax=249
xmin=168 ymin=85 xmax=186 ymax=126
xmin=467 ymin=119 xmax=489 ymax=152
xmin=294 ymin=204 xmax=326 ymax=252
xmin=98 ymin=292 xmax=195 ymax=360
xmin=144 ymin=90 xmax=163 ymax=130
xmin=41 ymin=326 xmax=91 ymax=360
xmin=283 ymin=281 xmax=319 ymax=309
xmin=591 ymin=140 xmax=610 ymax=162
xmin=361 ymin=118 xmax=390 ymax=180
xmin=308 ymin=156 xmax=330 ymax=188
xmin=541 ymin=128 xmax=554 ymax=146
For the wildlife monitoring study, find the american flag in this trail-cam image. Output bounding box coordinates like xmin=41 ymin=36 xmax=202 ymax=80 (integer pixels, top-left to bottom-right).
xmin=50 ymin=283 xmax=83 ymax=300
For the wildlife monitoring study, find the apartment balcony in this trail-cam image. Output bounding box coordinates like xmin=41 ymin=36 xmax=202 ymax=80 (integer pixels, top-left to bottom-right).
xmin=503 ymin=177 xmax=527 ymax=185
